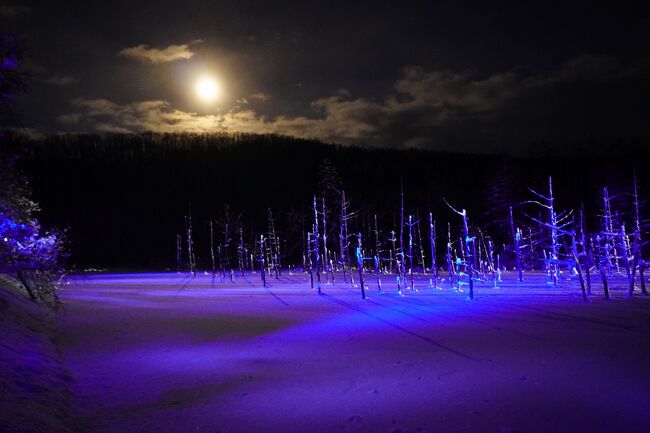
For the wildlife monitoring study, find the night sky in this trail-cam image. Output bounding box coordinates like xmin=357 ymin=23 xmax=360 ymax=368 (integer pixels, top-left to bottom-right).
xmin=3 ymin=0 xmax=649 ymax=153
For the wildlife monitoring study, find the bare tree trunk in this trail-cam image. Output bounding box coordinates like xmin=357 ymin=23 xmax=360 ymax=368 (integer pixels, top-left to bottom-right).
xmin=640 ymin=260 xmax=647 ymax=295
xmin=218 ymin=245 xmax=225 ymax=278
xmin=302 ymin=229 xmax=307 ymax=273
xmin=497 ymin=252 xmax=502 ymax=281
xmin=388 ymin=230 xmax=394 ymax=275
xmin=223 ymin=215 xmax=232 ymax=278
xmin=445 ymin=199 xmax=474 ymax=299
xmin=176 ymin=234 xmax=182 ymax=273
xmin=313 ymin=196 xmax=321 ymax=294
xmin=356 ymin=233 xmax=366 ymax=299
xmin=621 ymin=224 xmax=635 ymax=296
xmin=571 ymin=234 xmax=588 ymax=301
xmin=268 ymin=209 xmax=280 ymax=279
xmin=462 ymin=212 xmax=474 ymax=299
xmin=322 ymin=198 xmax=332 ymax=283
xmin=516 ymin=228 xmax=523 ymax=282
xmin=389 ymin=229 xmax=401 ymax=293
xmin=596 ymin=235 xmax=610 ymax=299
xmin=510 ymin=206 xmax=523 ymax=282
xmin=478 ymin=232 xmax=485 ymax=276
xmin=584 ymin=236 xmax=593 ymax=296
xmin=210 ymin=220 xmax=216 ymax=276
xmin=528 ymin=227 xmax=535 ymax=271
xmin=185 ymin=214 xmax=196 ymax=276
xmin=238 ymin=226 xmax=245 ymax=276
xmin=631 ymin=173 xmax=647 ymax=295
xmin=488 ymin=240 xmax=497 ymax=288
xmin=408 ymin=215 xmax=415 ymax=291
xmin=579 ymin=208 xmax=591 ymax=295
xmin=339 ymin=191 xmax=350 ymax=283
xmin=307 ymin=232 xmax=314 ymax=289
xmin=603 ymin=187 xmax=618 ymax=274
xmin=458 ymin=212 xmax=475 ymax=299
xmin=399 ymin=178 xmax=406 ymax=282
xmin=416 ymin=213 xmax=426 ymax=276
xmin=373 ymin=214 xmax=382 ymax=292
xmin=374 ymin=255 xmax=382 ymax=292
xmin=259 ymin=234 xmax=267 ymax=288
xmin=548 ymin=177 xmax=559 ymax=287
xmin=429 ymin=213 xmax=438 ymax=288
xmin=446 ymin=222 xmax=454 ymax=285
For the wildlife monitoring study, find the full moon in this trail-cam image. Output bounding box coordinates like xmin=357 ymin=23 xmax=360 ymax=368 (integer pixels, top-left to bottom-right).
xmin=195 ymin=77 xmax=221 ymax=103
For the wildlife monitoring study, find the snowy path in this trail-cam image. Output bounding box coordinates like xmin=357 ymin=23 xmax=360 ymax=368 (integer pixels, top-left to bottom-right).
xmin=58 ymin=272 xmax=650 ymax=433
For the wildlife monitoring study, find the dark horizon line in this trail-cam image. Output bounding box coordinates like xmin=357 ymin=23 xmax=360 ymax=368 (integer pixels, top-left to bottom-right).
xmin=5 ymin=128 xmax=650 ymax=159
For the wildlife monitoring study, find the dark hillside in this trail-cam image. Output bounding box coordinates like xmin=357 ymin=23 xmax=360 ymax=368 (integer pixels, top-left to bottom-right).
xmin=6 ymin=132 xmax=649 ymax=268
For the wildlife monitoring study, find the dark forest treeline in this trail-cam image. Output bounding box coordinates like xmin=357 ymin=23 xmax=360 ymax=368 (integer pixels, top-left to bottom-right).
xmin=4 ymin=131 xmax=649 ymax=269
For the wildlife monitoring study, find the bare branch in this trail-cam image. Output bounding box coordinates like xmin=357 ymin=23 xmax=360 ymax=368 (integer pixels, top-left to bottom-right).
xmin=442 ymin=197 xmax=465 ymax=216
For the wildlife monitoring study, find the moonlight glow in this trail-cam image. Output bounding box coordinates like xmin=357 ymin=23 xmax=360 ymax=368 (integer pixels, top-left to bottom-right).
xmin=195 ymin=77 xmax=221 ymax=102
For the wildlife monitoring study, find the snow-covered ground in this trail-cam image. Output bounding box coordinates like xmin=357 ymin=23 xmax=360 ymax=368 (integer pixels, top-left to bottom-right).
xmin=58 ymin=271 xmax=650 ymax=433
xmin=0 ymin=275 xmax=76 ymax=433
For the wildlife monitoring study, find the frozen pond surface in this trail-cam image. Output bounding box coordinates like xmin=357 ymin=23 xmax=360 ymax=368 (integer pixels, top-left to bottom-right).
xmin=59 ymin=272 xmax=650 ymax=433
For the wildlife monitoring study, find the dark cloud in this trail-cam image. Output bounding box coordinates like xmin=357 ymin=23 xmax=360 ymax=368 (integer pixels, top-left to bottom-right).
xmin=44 ymin=75 xmax=77 ymax=86
xmin=0 ymin=3 xmax=31 ymax=17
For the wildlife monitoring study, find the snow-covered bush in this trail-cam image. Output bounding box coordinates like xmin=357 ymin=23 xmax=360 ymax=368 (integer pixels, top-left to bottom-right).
xmin=1 ymin=34 xmax=67 ymax=304
xmin=0 ymin=182 xmax=68 ymax=303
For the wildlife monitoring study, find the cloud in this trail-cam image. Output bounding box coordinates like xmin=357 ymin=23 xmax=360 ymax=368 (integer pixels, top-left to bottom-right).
xmin=57 ymin=54 xmax=649 ymax=151
xmin=59 ymin=99 xmax=224 ymax=133
xmin=118 ymin=44 xmax=196 ymax=64
xmin=250 ymin=92 xmax=271 ymax=102
xmin=56 ymin=112 xmax=82 ymax=124
xmin=56 ymin=96 xmax=382 ymax=140
xmin=45 ymin=75 xmax=77 ymax=86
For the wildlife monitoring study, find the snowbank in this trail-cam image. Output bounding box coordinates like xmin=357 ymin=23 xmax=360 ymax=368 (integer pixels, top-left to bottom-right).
xmin=0 ymin=274 xmax=76 ymax=433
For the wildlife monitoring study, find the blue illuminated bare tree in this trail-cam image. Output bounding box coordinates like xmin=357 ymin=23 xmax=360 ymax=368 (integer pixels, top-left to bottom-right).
xmin=510 ymin=206 xmax=523 ymax=282
xmin=237 ymin=225 xmax=247 ymax=277
xmin=525 ymin=177 xmax=574 ymax=287
xmin=487 ymin=239 xmax=498 ymax=288
xmin=356 ymin=232 xmax=366 ymax=299
xmin=446 ymin=222 xmax=454 ymax=286
xmin=406 ymin=214 xmax=417 ymax=291
xmin=176 ymin=234 xmax=182 ymax=273
xmin=209 ymin=219 xmax=216 ymax=276
xmin=322 ymin=198 xmax=333 ymax=283
xmin=444 ymin=199 xmax=475 ymax=299
xmin=398 ymin=179 xmax=406 ymax=285
xmin=373 ymin=214 xmax=382 ymax=292
xmin=416 ymin=213 xmax=426 ymax=276
xmin=312 ymin=195 xmax=321 ymax=293
xmin=594 ymin=234 xmax=611 ymax=299
xmin=628 ymin=174 xmax=648 ymax=296
xmin=428 ymin=213 xmax=438 ymax=287
xmin=523 ymin=178 xmax=588 ymax=299
xmin=578 ymin=207 xmax=592 ymax=295
xmin=338 ymin=190 xmax=353 ymax=284
xmin=601 ymin=187 xmax=619 ymax=275
xmin=184 ymin=213 xmax=196 ymax=275
xmin=268 ymin=208 xmax=281 ymax=278
xmin=258 ymin=234 xmax=267 ymax=288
